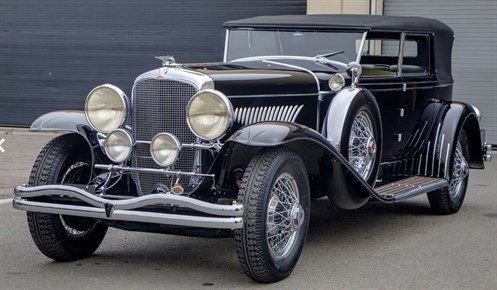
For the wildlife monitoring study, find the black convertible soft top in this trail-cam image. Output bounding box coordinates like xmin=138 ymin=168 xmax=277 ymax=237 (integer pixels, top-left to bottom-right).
xmin=225 ymin=15 xmax=454 ymax=84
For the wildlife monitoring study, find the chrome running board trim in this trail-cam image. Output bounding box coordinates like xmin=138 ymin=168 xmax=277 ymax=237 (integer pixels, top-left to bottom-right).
xmin=374 ymin=176 xmax=448 ymax=202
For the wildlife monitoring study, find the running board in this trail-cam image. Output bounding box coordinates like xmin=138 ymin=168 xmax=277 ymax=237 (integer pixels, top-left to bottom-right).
xmin=374 ymin=176 xmax=448 ymax=202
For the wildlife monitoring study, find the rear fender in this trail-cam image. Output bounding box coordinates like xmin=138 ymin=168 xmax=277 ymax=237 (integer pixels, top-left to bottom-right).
xmin=390 ymin=102 xmax=483 ymax=179
xmin=431 ymin=102 xmax=484 ymax=176
xmin=209 ymin=122 xmax=375 ymax=210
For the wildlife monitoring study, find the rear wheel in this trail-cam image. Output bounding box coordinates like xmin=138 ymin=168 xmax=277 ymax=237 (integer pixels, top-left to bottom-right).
xmin=428 ymin=130 xmax=470 ymax=214
xmin=235 ymin=147 xmax=310 ymax=283
xmin=27 ymin=134 xmax=107 ymax=261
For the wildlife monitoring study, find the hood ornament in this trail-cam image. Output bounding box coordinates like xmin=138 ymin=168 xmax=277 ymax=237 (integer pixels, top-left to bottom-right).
xmin=155 ymin=55 xmax=181 ymax=67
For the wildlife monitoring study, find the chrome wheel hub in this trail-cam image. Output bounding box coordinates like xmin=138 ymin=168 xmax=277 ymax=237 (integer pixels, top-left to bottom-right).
xmin=290 ymin=204 xmax=305 ymax=231
xmin=266 ymin=172 xmax=302 ymax=260
xmin=349 ymin=111 xmax=376 ymax=180
xmin=449 ymin=142 xmax=468 ymax=198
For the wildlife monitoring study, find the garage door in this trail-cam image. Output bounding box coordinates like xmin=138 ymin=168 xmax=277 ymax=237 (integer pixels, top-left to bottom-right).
xmin=0 ymin=0 xmax=305 ymax=127
xmin=384 ymin=0 xmax=497 ymax=145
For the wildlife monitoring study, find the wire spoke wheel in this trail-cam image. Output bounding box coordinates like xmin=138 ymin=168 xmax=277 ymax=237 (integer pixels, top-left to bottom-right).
xmin=348 ymin=110 xmax=376 ymax=180
xmin=428 ymin=130 xmax=470 ymax=214
xmin=448 ymin=142 xmax=469 ymax=199
xmin=59 ymin=162 xmax=95 ymax=237
xmin=58 ymin=161 xmax=95 ymax=237
xmin=235 ymin=148 xmax=310 ymax=283
xmin=266 ymin=172 xmax=304 ymax=260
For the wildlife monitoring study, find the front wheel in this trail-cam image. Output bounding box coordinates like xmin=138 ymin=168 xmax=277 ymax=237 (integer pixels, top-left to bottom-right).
xmin=235 ymin=147 xmax=310 ymax=283
xmin=27 ymin=134 xmax=107 ymax=261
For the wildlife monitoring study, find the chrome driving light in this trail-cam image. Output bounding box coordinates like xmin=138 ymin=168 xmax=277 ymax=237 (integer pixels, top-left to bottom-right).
xmin=328 ymin=74 xmax=345 ymax=92
xmin=186 ymin=89 xmax=234 ymax=141
xmin=104 ymin=129 xmax=133 ymax=163
xmin=85 ymin=84 xmax=128 ymax=133
xmin=150 ymin=133 xmax=181 ymax=167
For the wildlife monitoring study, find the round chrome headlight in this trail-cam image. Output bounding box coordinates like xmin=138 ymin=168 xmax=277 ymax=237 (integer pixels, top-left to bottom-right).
xmin=104 ymin=129 xmax=133 ymax=163
xmin=150 ymin=133 xmax=181 ymax=167
xmin=186 ymin=89 xmax=234 ymax=141
xmin=328 ymin=74 xmax=345 ymax=92
xmin=85 ymin=84 xmax=128 ymax=133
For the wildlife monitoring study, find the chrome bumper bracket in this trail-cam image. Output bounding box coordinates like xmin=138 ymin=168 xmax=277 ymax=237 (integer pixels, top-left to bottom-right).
xmin=13 ymin=185 xmax=243 ymax=229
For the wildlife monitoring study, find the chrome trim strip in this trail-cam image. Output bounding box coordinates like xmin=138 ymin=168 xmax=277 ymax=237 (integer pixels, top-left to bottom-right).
xmin=14 ymin=185 xmax=242 ymax=217
xmin=438 ymin=134 xmax=445 ymax=177
xmin=418 ymin=154 xmax=423 ymax=175
xmin=136 ymin=140 xmax=220 ymax=151
xmin=94 ymin=164 xmax=215 ymax=179
xmin=232 ymin=55 xmax=347 ymax=70
xmin=444 ymin=143 xmax=451 ymax=178
xmin=227 ymin=93 xmax=317 ymax=98
xmin=13 ymin=199 xmax=242 ymax=229
xmin=425 ymin=141 xmax=430 ymax=175
xmin=260 ymin=59 xmax=320 ymax=92
xmin=432 ymin=123 xmax=441 ymax=176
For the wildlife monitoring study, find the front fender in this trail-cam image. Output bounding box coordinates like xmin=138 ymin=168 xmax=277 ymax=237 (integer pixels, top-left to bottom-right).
xmin=29 ymin=110 xmax=103 ymax=165
xmin=30 ymin=110 xmax=93 ymax=139
xmin=211 ymin=122 xmax=376 ymax=210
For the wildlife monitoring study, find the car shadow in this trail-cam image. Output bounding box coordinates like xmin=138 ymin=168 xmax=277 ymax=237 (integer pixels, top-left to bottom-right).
xmin=36 ymin=197 xmax=441 ymax=285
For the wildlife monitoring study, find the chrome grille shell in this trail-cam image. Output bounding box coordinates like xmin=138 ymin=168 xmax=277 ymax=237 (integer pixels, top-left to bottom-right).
xmin=132 ymin=78 xmax=197 ymax=194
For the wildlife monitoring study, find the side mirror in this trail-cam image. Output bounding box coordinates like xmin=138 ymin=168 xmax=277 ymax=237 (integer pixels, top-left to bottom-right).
xmin=347 ymin=61 xmax=362 ymax=87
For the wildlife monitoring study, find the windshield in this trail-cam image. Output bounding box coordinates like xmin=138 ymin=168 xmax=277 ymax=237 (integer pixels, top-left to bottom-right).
xmin=225 ymin=29 xmax=365 ymax=65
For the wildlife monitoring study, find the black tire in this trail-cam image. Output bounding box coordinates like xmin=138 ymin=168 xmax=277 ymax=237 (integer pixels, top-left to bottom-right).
xmin=340 ymin=101 xmax=382 ymax=186
xmin=235 ymin=147 xmax=310 ymax=283
xmin=428 ymin=130 xmax=470 ymax=214
xmin=27 ymin=133 xmax=108 ymax=262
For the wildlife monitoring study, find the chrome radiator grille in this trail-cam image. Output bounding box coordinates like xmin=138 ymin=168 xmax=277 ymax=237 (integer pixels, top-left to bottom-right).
xmin=132 ymin=79 xmax=197 ymax=194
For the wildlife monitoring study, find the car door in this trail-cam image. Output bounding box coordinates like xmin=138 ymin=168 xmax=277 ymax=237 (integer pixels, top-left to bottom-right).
xmin=394 ymin=34 xmax=438 ymax=154
xmin=358 ymin=32 xmax=405 ymax=160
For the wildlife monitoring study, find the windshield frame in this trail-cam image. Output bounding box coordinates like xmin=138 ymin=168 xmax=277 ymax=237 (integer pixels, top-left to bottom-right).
xmin=223 ymin=28 xmax=368 ymax=65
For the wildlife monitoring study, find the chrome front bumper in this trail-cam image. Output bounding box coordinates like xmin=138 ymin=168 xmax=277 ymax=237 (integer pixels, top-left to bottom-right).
xmin=13 ymin=185 xmax=243 ymax=229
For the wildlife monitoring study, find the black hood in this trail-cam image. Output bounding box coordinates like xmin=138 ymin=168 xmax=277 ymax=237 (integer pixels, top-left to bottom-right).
xmin=183 ymin=62 xmax=319 ymax=96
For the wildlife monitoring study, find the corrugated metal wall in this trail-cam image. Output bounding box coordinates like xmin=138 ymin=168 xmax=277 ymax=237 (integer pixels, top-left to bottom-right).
xmin=0 ymin=0 xmax=306 ymax=127
xmin=384 ymin=0 xmax=497 ymax=144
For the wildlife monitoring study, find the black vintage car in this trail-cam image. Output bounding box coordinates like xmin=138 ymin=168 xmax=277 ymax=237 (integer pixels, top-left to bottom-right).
xmin=13 ymin=15 xmax=492 ymax=283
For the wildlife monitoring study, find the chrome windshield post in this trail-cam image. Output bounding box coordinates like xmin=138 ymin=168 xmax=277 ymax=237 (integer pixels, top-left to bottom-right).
xmin=223 ymin=29 xmax=230 ymax=62
xmin=356 ymin=31 xmax=368 ymax=63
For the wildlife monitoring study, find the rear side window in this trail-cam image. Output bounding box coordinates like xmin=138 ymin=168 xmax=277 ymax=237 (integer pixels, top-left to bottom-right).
xmin=401 ymin=35 xmax=431 ymax=76
xmin=359 ymin=34 xmax=402 ymax=77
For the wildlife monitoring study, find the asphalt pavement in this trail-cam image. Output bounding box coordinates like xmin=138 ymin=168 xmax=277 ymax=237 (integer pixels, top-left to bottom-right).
xmin=0 ymin=128 xmax=496 ymax=289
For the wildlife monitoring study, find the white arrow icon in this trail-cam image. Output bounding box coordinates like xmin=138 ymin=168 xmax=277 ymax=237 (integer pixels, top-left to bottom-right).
xmin=0 ymin=138 xmax=5 ymax=153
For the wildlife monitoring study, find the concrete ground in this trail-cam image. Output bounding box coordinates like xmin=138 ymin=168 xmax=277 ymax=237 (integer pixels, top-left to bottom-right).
xmin=0 ymin=128 xmax=496 ymax=289
xmin=0 ymin=128 xmax=60 ymax=199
